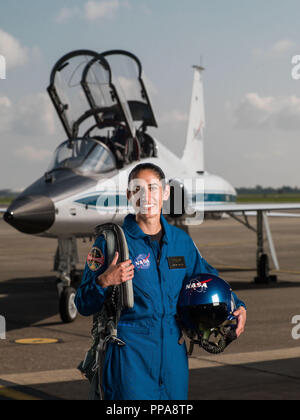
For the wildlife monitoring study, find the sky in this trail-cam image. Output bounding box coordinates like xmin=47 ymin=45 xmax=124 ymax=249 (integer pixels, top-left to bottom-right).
xmin=1 ymin=0 xmax=300 ymax=190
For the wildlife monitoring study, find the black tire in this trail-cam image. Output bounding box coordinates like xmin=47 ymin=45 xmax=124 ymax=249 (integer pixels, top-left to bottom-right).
xmin=59 ymin=287 xmax=78 ymax=323
xmin=70 ymin=269 xmax=83 ymax=289
xmin=258 ymin=253 xmax=269 ymax=279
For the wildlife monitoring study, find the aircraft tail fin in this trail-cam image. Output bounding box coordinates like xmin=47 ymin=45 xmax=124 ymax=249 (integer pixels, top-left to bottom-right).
xmin=181 ymin=65 xmax=206 ymax=173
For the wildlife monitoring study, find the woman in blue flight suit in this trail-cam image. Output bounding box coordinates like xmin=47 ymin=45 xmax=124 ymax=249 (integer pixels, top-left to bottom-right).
xmin=75 ymin=163 xmax=247 ymax=400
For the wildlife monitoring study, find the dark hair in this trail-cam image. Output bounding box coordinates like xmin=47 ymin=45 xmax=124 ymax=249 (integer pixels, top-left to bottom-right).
xmin=128 ymin=163 xmax=166 ymax=188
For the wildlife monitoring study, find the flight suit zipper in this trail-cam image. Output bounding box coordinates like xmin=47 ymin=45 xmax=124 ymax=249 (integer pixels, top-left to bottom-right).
xmin=147 ymin=238 xmax=165 ymax=388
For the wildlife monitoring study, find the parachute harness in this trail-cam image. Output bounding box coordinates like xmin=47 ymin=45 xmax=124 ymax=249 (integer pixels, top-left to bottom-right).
xmin=77 ymin=223 xmax=133 ymax=400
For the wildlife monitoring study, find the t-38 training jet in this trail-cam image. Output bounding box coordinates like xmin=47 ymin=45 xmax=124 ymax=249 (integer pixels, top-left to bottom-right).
xmin=2 ymin=49 xmax=300 ymax=322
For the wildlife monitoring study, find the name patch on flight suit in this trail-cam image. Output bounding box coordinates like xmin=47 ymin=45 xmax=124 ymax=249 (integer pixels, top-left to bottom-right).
xmin=167 ymin=256 xmax=186 ymax=269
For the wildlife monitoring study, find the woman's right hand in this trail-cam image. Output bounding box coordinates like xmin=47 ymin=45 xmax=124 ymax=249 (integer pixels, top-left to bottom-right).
xmin=97 ymin=252 xmax=135 ymax=288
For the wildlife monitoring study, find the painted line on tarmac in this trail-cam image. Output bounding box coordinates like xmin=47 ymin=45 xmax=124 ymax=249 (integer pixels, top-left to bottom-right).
xmin=216 ymin=266 xmax=300 ymax=275
xmin=216 ymin=265 xmax=254 ymax=271
xmin=0 ymin=369 xmax=83 ymax=387
xmin=274 ymin=269 xmax=300 ymax=275
xmin=189 ymin=347 xmax=300 ymax=380
xmin=200 ymin=241 xmax=252 ymax=248
xmin=0 ymin=385 xmax=41 ymax=400
xmin=0 ymin=370 xmax=83 ymax=400
xmin=190 ymin=346 xmax=300 ymax=368
xmin=2 ymin=346 xmax=300 ymax=388
xmin=1 ymin=347 xmax=300 ymax=399
xmin=14 ymin=338 xmax=60 ymax=345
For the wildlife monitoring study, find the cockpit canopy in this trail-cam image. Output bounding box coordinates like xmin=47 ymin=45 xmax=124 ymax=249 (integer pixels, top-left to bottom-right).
xmin=47 ymin=138 xmax=117 ymax=175
xmin=47 ymin=49 xmax=158 ymax=173
xmin=101 ymin=50 xmax=157 ymax=127
xmin=48 ymin=49 xmax=157 ymax=139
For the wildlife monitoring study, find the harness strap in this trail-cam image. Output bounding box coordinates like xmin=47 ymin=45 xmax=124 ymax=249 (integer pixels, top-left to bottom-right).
xmin=79 ymin=223 xmax=134 ymax=399
xmin=94 ymin=223 xmax=133 ymax=400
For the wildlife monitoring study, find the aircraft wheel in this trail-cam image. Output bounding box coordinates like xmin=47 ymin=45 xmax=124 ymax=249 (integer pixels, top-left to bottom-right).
xmin=59 ymin=287 xmax=78 ymax=323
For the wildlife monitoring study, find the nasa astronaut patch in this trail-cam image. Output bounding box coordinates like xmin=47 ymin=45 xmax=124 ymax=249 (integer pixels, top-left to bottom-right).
xmin=134 ymin=253 xmax=151 ymax=270
xmin=87 ymin=247 xmax=105 ymax=272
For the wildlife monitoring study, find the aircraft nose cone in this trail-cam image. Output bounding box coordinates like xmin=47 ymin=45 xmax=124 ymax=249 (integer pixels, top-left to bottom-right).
xmin=4 ymin=195 xmax=55 ymax=234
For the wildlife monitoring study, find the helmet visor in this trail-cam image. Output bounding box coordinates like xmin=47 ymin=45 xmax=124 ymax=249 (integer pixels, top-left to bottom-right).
xmin=188 ymin=303 xmax=228 ymax=330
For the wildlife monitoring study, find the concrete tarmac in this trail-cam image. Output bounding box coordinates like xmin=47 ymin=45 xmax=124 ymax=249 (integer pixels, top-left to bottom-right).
xmin=0 ymin=215 xmax=300 ymax=400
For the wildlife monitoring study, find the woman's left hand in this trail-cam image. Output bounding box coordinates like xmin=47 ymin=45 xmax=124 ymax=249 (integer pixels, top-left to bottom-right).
xmin=233 ymin=306 xmax=247 ymax=337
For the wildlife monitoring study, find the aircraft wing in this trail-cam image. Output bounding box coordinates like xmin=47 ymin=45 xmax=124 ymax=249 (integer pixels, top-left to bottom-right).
xmin=235 ymin=211 xmax=300 ymax=218
xmin=203 ymin=203 xmax=300 ymax=213
xmin=184 ymin=203 xmax=300 ymax=226
xmin=0 ymin=208 xmax=7 ymax=214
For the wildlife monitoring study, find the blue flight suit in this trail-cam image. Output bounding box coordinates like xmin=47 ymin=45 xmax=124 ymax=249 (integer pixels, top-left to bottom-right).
xmin=75 ymin=214 xmax=246 ymax=400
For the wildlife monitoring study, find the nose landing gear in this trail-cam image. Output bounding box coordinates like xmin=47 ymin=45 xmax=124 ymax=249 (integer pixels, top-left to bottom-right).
xmin=54 ymin=237 xmax=82 ymax=323
xmin=59 ymin=286 xmax=78 ymax=323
